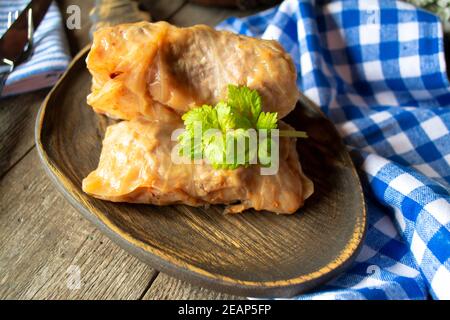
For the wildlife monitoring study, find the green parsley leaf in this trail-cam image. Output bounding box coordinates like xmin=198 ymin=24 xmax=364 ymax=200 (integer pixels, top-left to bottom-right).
xmin=178 ymin=105 xmax=219 ymax=159
xmin=227 ymin=85 xmax=262 ymax=125
xmin=215 ymin=102 xmax=252 ymax=131
xmin=256 ymin=112 xmax=278 ymax=130
xmin=178 ymin=85 xmax=307 ymax=170
xmin=182 ymin=104 xmax=218 ymax=131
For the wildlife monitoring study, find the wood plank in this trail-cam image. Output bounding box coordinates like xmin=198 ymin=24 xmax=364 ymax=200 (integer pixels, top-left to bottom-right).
xmin=0 ymin=89 xmax=49 ymax=178
xmin=0 ymin=150 xmax=156 ymax=299
xmin=31 ymin=228 xmax=157 ymax=300
xmin=142 ymin=273 xmax=242 ymax=300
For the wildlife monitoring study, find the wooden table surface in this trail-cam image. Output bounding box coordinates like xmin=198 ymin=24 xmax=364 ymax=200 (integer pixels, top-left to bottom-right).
xmin=0 ymin=0 xmax=265 ymax=300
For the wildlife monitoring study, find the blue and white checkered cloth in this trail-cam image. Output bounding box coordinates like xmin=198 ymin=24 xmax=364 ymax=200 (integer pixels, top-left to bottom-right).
xmin=218 ymin=0 xmax=450 ymax=300
xmin=0 ymin=1 xmax=70 ymax=97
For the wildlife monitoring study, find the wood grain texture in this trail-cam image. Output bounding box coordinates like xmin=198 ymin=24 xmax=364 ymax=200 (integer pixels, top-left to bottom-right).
xmin=0 ymin=150 xmax=156 ymax=299
xmin=0 ymin=89 xmax=49 ymax=177
xmin=36 ymin=47 xmax=366 ymax=297
xmin=143 ymin=273 xmax=242 ymax=300
xmin=31 ymin=228 xmax=157 ymax=300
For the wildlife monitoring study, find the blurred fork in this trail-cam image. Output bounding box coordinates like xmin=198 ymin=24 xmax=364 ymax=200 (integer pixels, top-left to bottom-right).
xmin=0 ymin=7 xmax=35 ymax=95
xmin=0 ymin=0 xmax=54 ymax=96
xmin=8 ymin=10 xmax=34 ymax=65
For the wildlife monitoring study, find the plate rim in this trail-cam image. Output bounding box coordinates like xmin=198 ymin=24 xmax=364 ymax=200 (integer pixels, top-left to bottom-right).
xmin=35 ymin=45 xmax=367 ymax=297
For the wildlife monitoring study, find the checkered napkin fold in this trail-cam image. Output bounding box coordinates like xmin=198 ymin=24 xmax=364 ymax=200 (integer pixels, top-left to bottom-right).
xmin=218 ymin=0 xmax=450 ymax=300
xmin=0 ymin=1 xmax=70 ymax=97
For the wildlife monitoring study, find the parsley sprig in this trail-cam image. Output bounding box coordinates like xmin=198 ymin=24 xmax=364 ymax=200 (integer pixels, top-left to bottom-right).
xmin=178 ymin=85 xmax=307 ymax=169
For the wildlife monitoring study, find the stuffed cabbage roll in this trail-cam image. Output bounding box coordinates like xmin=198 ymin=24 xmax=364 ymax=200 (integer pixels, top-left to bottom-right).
xmin=82 ymin=113 xmax=313 ymax=214
xmin=86 ymin=21 xmax=299 ymax=121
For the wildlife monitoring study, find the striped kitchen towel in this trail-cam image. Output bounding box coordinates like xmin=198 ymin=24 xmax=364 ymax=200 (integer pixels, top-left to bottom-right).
xmin=218 ymin=0 xmax=450 ymax=300
xmin=0 ymin=1 xmax=70 ymax=97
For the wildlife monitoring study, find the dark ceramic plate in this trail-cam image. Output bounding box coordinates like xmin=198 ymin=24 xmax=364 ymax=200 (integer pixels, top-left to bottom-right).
xmin=35 ymin=46 xmax=366 ymax=298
